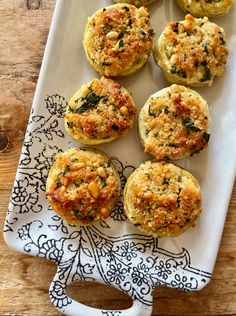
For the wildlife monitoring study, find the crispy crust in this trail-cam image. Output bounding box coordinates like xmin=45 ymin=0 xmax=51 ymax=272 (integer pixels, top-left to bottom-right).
xmin=83 ymin=4 xmax=154 ymax=77
xmin=177 ymin=0 xmax=233 ymax=17
xmin=138 ymin=84 xmax=210 ymax=160
xmin=64 ymin=77 xmax=136 ymax=145
xmin=154 ymin=14 xmax=228 ymax=87
xmin=113 ymin=0 xmax=157 ymax=7
xmin=46 ymin=148 xmax=121 ymax=226
xmin=124 ymin=160 xmax=202 ymax=237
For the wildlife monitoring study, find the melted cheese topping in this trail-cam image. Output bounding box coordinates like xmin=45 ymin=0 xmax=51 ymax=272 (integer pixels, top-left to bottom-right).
xmin=114 ymin=0 xmax=157 ymax=7
xmin=46 ymin=148 xmax=120 ymax=226
xmin=124 ymin=161 xmax=202 ymax=237
xmin=139 ymin=84 xmax=210 ymax=160
xmin=83 ymin=4 xmax=154 ymax=76
xmin=65 ymin=77 xmax=136 ymax=144
xmin=177 ymin=0 xmax=233 ymax=17
xmin=155 ymin=14 xmax=228 ymax=86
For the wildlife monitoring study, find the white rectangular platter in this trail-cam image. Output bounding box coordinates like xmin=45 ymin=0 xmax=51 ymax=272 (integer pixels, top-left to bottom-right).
xmin=4 ymin=1 xmax=236 ymax=315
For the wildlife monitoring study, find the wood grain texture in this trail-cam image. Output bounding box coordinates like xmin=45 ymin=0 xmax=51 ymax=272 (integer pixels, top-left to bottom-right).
xmin=0 ymin=1 xmax=235 ymax=315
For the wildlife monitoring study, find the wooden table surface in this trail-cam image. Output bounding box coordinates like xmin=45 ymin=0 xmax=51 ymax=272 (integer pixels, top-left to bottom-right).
xmin=0 ymin=1 xmax=236 ymax=315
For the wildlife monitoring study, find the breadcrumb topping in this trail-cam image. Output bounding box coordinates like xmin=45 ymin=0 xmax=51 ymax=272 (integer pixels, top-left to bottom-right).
xmin=157 ymin=14 xmax=228 ymax=86
xmin=124 ymin=161 xmax=202 ymax=237
xmin=65 ymin=77 xmax=136 ymax=143
xmin=46 ymin=148 xmax=120 ymax=225
xmin=139 ymin=84 xmax=210 ymax=160
xmin=84 ymin=4 xmax=154 ymax=76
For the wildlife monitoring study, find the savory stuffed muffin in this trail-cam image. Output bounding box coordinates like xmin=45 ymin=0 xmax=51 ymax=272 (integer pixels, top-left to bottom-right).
xmin=124 ymin=160 xmax=202 ymax=237
xmin=64 ymin=77 xmax=136 ymax=144
xmin=83 ymin=4 xmax=154 ymax=77
xmin=176 ymin=0 xmax=234 ymax=18
xmin=46 ymin=148 xmax=121 ymax=226
xmin=154 ymin=14 xmax=228 ymax=87
xmin=139 ymin=84 xmax=210 ymax=160
xmin=113 ymin=0 xmax=157 ymax=7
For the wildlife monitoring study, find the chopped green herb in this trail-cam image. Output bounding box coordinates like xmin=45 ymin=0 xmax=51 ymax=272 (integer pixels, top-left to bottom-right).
xmin=148 ymin=29 xmax=154 ymax=37
xmin=148 ymin=104 xmax=155 ymax=116
xmin=201 ymin=60 xmax=208 ymax=66
xmin=171 ymin=65 xmax=177 ymax=74
xmin=112 ymin=123 xmax=119 ymax=130
xmin=202 ymin=43 xmax=208 ymax=52
xmin=162 ymin=178 xmax=169 ymax=185
xmin=70 ymin=158 xmax=78 ymax=162
xmin=88 ymin=213 xmax=94 ymax=222
xmin=101 ymin=61 xmax=112 ymax=66
xmin=77 ymin=91 xmax=101 ymax=113
xmin=118 ymin=31 xmax=125 ymax=39
xmin=220 ymin=37 xmax=226 ymax=45
xmin=118 ymin=39 xmax=124 ymax=48
xmin=201 ymin=67 xmax=211 ymax=82
xmin=203 ymin=132 xmax=210 ymax=143
xmin=59 ymin=165 xmax=70 ymax=178
xmin=183 ymin=118 xmax=193 ymax=128
xmin=66 ymin=122 xmax=73 ymax=128
xmin=172 ymin=22 xmax=179 ymax=33
xmin=74 ymin=210 xmax=83 ymax=219
xmin=101 ymin=25 xmax=110 ymax=31
xmin=68 ymin=106 xmax=77 ymax=113
xmin=128 ymin=17 xmax=132 ymax=27
xmin=99 ymin=177 xmax=107 ymax=187
xmin=169 ymin=143 xmax=179 ymax=148
xmin=103 ymin=96 xmax=109 ymax=102
xmin=183 ymin=118 xmax=201 ymax=132
xmin=177 ymin=70 xmax=187 ymax=78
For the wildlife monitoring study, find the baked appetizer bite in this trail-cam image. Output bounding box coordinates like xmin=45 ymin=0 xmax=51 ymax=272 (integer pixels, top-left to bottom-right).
xmin=154 ymin=14 xmax=228 ymax=87
xmin=83 ymin=4 xmax=154 ymax=77
xmin=64 ymin=77 xmax=136 ymax=144
xmin=113 ymin=0 xmax=157 ymax=7
xmin=124 ymin=160 xmax=202 ymax=237
xmin=46 ymin=148 xmax=121 ymax=226
xmin=176 ymin=0 xmax=234 ymax=18
xmin=138 ymin=84 xmax=210 ymax=160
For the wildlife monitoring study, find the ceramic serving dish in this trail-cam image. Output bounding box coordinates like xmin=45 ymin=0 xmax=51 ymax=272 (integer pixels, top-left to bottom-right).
xmin=4 ymin=1 xmax=236 ymax=315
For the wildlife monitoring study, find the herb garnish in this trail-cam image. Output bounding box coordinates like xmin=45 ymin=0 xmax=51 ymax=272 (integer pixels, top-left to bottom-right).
xmin=101 ymin=61 xmax=112 ymax=66
xmin=77 ymin=91 xmax=101 ymax=113
xmin=202 ymin=43 xmax=208 ymax=52
xmin=102 ymin=25 xmax=110 ymax=31
xmin=74 ymin=210 xmax=83 ymax=219
xmin=171 ymin=65 xmax=177 ymax=74
xmin=203 ymin=132 xmax=210 ymax=143
xmin=66 ymin=122 xmax=73 ymax=128
xmin=148 ymin=104 xmax=156 ymax=116
xmin=88 ymin=213 xmax=94 ymax=221
xmin=59 ymin=165 xmax=70 ymax=178
xmin=220 ymin=37 xmax=226 ymax=45
xmin=118 ymin=39 xmax=124 ymax=48
xmin=201 ymin=67 xmax=211 ymax=82
xmin=183 ymin=118 xmax=201 ymax=132
xmin=68 ymin=106 xmax=77 ymax=113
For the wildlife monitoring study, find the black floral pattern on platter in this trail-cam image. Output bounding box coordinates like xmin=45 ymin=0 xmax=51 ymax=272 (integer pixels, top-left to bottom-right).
xmin=5 ymin=94 xmax=212 ymax=312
